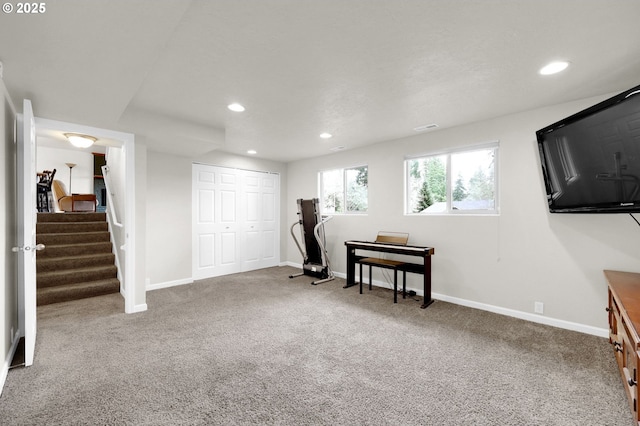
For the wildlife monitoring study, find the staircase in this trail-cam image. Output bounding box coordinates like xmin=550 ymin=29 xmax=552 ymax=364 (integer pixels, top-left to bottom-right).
xmin=36 ymin=212 xmax=120 ymax=306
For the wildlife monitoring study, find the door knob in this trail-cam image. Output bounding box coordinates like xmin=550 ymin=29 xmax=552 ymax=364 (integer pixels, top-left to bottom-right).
xmin=12 ymin=244 xmax=45 ymax=252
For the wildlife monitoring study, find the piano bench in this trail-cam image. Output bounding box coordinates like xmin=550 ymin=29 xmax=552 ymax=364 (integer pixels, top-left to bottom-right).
xmin=357 ymin=257 xmax=406 ymax=303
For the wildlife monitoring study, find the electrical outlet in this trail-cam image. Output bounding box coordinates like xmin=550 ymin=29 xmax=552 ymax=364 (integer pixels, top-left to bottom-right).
xmin=534 ymin=301 xmax=544 ymax=314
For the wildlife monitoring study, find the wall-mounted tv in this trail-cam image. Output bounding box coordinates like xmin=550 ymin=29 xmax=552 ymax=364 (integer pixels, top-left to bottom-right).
xmin=536 ymin=84 xmax=640 ymax=213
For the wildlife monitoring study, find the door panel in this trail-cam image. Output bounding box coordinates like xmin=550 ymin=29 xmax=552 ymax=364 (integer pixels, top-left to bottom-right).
xmin=246 ymin=192 xmax=259 ymax=222
xmin=263 ymin=230 xmax=276 ymax=259
xmin=220 ymin=232 xmax=236 ymax=264
xmin=220 ymin=172 xmax=235 ymax=185
xmin=245 ymin=231 xmax=260 ymax=261
xmin=198 ymin=189 xmax=215 ymax=222
xmin=220 ymin=191 xmax=236 ymax=222
xmin=263 ymin=193 xmax=275 ymax=221
xmin=198 ymin=234 xmax=215 ymax=267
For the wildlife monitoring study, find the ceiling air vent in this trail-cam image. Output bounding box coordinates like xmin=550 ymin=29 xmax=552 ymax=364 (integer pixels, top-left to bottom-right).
xmin=413 ymin=124 xmax=439 ymax=132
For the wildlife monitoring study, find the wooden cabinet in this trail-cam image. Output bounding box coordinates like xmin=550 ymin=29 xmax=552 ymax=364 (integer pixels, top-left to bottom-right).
xmin=606 ymin=270 xmax=640 ymax=424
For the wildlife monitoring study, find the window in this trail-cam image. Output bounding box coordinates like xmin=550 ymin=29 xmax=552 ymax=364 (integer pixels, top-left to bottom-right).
xmin=320 ymin=166 xmax=368 ymax=214
xmin=406 ymin=144 xmax=498 ymax=214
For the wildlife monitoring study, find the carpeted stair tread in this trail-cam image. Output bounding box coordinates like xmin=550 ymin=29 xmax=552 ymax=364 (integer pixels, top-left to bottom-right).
xmin=37 ymin=212 xmax=106 ymax=223
xmin=36 ymin=241 xmax=113 ymax=258
xmin=37 ymin=253 xmax=116 ymax=273
xmin=37 ymin=221 xmax=108 ymax=234
xmin=37 ymin=278 xmax=120 ymax=306
xmin=36 ymin=212 xmax=120 ymax=305
xmin=37 ymin=231 xmax=110 ymax=245
xmin=38 ymin=265 xmax=118 ymax=288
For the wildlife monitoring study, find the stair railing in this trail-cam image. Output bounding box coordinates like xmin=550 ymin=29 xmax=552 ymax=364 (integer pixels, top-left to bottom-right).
xmin=101 ymin=164 xmax=125 ymax=290
xmin=101 ymin=165 xmax=123 ymax=228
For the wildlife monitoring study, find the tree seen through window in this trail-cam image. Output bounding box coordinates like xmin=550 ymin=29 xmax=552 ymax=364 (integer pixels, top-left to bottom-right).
xmin=407 ymin=146 xmax=497 ymax=214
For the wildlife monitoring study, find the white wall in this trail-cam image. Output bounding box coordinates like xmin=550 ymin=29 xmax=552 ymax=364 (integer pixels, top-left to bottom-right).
xmin=286 ymin=94 xmax=640 ymax=332
xmin=146 ymin=151 xmax=192 ymax=285
xmin=1 ymin=77 xmax=18 ymax=394
xmin=37 ymin=146 xmax=93 ymax=195
xmin=134 ymin=142 xmax=147 ymax=308
xmin=145 ymin=150 xmax=287 ymax=287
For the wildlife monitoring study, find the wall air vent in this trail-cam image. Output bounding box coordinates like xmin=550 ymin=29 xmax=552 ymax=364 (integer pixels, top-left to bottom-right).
xmin=413 ymin=124 xmax=439 ymax=132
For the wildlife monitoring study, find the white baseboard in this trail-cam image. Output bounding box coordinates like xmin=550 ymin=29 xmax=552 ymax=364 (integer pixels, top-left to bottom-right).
xmin=131 ymin=303 xmax=148 ymax=313
xmin=286 ymin=263 xmax=608 ymax=337
xmin=432 ymin=292 xmax=608 ymax=338
xmin=147 ymin=278 xmax=194 ymax=292
xmin=1 ymin=328 xmax=21 ymax=397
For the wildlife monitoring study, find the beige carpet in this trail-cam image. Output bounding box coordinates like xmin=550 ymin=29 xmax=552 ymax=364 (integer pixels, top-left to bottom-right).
xmin=0 ymin=266 xmax=633 ymax=425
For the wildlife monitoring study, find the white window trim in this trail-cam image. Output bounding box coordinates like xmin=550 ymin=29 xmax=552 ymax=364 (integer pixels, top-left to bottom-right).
xmin=405 ymin=141 xmax=500 ymax=216
xmin=318 ymin=164 xmax=369 ymax=215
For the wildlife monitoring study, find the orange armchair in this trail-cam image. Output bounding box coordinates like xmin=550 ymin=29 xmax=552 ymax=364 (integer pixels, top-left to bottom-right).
xmin=51 ymin=180 xmax=97 ymax=212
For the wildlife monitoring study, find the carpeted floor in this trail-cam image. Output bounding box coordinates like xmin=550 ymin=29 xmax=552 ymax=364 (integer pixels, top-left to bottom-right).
xmin=0 ymin=266 xmax=633 ymax=425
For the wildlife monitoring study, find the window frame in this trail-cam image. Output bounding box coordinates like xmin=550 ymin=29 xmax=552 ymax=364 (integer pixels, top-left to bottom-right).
xmin=404 ymin=142 xmax=499 ymax=215
xmin=318 ymin=164 xmax=369 ymax=215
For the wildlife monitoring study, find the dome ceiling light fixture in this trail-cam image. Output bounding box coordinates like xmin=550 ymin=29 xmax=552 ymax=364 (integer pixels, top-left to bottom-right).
xmin=64 ymin=133 xmax=97 ymax=148
xmin=319 ymin=132 xmax=332 ymax=139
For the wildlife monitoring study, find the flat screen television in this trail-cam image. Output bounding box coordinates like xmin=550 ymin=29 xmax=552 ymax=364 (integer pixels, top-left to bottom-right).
xmin=536 ymin=84 xmax=640 ymax=213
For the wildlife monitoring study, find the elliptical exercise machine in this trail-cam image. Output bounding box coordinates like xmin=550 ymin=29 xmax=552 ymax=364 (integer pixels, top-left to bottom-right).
xmin=289 ymin=198 xmax=334 ymax=285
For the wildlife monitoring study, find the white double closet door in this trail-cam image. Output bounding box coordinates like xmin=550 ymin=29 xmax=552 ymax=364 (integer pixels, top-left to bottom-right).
xmin=192 ymin=163 xmax=280 ymax=280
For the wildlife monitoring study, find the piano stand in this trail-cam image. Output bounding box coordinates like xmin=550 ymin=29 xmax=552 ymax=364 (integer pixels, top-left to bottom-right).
xmin=421 ymin=299 xmax=435 ymax=309
xmin=345 ymin=240 xmax=435 ymax=308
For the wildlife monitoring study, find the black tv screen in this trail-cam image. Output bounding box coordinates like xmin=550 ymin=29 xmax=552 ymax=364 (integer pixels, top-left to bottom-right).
xmin=536 ymin=84 xmax=640 ymax=213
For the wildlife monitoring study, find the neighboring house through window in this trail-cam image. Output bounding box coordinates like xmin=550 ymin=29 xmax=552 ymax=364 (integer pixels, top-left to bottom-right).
xmin=406 ymin=143 xmax=499 ymax=214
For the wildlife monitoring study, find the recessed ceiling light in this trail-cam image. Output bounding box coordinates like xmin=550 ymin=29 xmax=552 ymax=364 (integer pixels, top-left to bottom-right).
xmin=320 ymin=133 xmax=332 ymax=139
xmin=228 ymin=103 xmax=245 ymax=112
xmin=247 ymin=149 xmax=257 ymax=155
xmin=539 ymin=61 xmax=570 ymax=75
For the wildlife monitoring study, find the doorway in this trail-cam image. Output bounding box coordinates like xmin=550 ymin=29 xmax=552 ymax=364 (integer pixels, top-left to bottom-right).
xmin=32 ymin=117 xmax=138 ymax=313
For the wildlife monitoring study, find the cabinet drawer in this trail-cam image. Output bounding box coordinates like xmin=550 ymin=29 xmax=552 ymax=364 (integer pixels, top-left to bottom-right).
xmin=609 ymin=292 xmax=620 ymax=341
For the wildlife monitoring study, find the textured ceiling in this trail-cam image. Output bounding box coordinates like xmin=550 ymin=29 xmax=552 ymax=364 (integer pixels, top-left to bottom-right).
xmin=1 ymin=0 xmax=639 ymax=161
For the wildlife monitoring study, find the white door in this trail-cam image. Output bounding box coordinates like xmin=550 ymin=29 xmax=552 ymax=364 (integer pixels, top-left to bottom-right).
xmin=16 ymin=99 xmax=38 ymax=366
xmin=193 ymin=164 xmax=279 ymax=279
xmin=192 ymin=164 xmax=241 ymax=279
xmin=241 ymin=171 xmax=279 ymax=271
